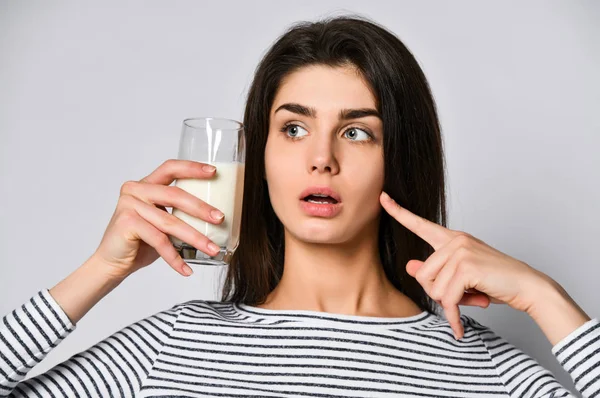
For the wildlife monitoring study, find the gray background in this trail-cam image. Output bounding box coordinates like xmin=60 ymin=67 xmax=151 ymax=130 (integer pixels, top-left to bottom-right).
xmin=1 ymin=1 xmax=598 ymax=394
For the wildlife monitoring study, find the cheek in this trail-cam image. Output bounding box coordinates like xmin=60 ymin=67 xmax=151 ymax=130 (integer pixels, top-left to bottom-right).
xmin=264 ymin=136 xmax=298 ymax=208
xmin=264 ymin=135 xmax=278 ymax=180
xmin=347 ymin=161 xmax=384 ymax=202
xmin=265 ymin=136 xmax=292 ymax=183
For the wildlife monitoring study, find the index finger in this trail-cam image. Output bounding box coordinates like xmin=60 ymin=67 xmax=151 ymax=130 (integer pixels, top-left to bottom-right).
xmin=140 ymin=159 xmax=216 ymax=185
xmin=380 ymin=191 xmax=452 ymax=250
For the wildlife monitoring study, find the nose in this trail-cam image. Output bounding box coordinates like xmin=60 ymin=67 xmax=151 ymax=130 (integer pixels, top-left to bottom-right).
xmin=307 ymin=131 xmax=340 ymax=175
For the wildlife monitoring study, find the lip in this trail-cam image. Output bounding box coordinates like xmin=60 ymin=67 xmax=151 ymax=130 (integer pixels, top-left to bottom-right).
xmin=298 ymin=186 xmax=342 ymax=203
xmin=299 ymin=200 xmax=343 ymax=218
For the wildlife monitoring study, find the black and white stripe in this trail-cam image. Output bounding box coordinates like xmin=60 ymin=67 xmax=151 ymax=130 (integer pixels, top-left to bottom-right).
xmin=1 ymin=289 xmax=598 ymax=397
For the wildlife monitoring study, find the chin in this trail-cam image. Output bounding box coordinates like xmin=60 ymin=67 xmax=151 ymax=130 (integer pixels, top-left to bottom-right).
xmin=292 ymin=220 xmax=348 ymax=244
xmin=298 ymin=234 xmax=346 ymax=245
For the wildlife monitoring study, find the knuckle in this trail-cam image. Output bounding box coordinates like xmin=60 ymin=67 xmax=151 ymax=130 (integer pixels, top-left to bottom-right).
xmin=118 ymin=194 xmax=136 ymax=208
xmin=168 ymin=185 xmax=187 ymax=201
xmin=161 ymin=213 xmax=178 ymax=231
xmin=413 ymin=265 xmax=423 ymax=281
xmin=454 ymin=233 xmax=472 ymax=246
xmin=440 ymin=296 xmax=453 ymax=308
xmin=455 ymin=246 xmax=470 ymax=261
xmin=156 ymin=232 xmax=171 ymax=248
xmin=455 ymin=256 xmax=468 ymax=270
xmin=194 ymin=230 xmax=208 ymax=244
xmin=163 ymin=159 xmax=177 ymax=168
xmin=120 ymin=180 xmax=137 ymax=196
xmin=162 ymin=247 xmax=179 ymax=265
xmin=119 ymin=208 xmax=138 ymax=225
xmin=172 ymin=186 xmax=208 ymax=215
xmin=429 ymin=288 xmax=441 ymax=301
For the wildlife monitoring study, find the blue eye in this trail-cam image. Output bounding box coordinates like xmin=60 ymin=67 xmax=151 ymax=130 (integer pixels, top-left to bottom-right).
xmin=281 ymin=124 xmax=308 ymax=139
xmin=279 ymin=123 xmax=373 ymax=143
xmin=343 ymin=127 xmax=370 ymax=141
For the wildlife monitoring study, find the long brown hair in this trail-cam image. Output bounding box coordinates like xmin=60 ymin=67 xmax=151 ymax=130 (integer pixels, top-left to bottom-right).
xmin=221 ymin=14 xmax=446 ymax=316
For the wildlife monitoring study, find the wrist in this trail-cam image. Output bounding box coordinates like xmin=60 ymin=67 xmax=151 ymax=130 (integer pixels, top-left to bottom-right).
xmin=526 ymin=275 xmax=591 ymax=346
xmin=86 ymin=253 xmax=133 ymax=284
xmin=49 ymin=255 xmax=126 ymax=325
xmin=523 ymin=270 xmax=560 ymax=317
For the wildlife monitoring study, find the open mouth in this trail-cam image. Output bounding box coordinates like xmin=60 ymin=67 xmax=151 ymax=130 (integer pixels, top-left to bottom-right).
xmin=302 ymin=194 xmax=339 ymax=205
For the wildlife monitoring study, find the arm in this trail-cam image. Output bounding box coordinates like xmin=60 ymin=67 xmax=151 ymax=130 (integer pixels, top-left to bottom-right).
xmin=525 ymin=274 xmax=592 ymax=347
xmin=0 ymin=289 xmax=75 ymax=397
xmin=49 ymin=254 xmax=127 ymax=325
xmin=1 ymin=254 xmax=127 ymax=396
xmin=525 ymin=278 xmax=598 ymax=398
xmin=552 ymin=318 xmax=600 ymax=398
xmin=0 ymin=289 xmax=181 ymax=397
xmin=467 ymin=316 xmax=599 ymax=398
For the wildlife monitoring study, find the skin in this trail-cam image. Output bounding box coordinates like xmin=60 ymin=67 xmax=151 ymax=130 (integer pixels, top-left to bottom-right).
xmin=259 ymin=64 xmax=423 ymax=318
xmin=257 ymin=63 xmax=591 ymax=345
xmin=47 ymin=65 xmax=591 ymax=347
xmin=379 ymin=192 xmax=591 ymax=343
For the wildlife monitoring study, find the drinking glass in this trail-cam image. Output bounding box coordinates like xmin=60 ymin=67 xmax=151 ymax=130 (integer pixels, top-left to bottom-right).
xmin=169 ymin=117 xmax=245 ymax=266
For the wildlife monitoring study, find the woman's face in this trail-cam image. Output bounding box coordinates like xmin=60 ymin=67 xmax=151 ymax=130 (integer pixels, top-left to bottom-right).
xmin=265 ymin=64 xmax=385 ymax=244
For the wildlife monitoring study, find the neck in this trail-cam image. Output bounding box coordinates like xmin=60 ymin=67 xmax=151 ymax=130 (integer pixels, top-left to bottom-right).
xmin=260 ymin=225 xmax=423 ymax=318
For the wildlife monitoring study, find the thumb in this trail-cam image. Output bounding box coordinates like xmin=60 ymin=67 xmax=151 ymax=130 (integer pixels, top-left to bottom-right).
xmin=406 ymin=259 xmax=424 ymax=277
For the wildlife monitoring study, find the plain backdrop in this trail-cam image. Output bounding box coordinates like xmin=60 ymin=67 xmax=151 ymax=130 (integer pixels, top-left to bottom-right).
xmin=1 ymin=0 xmax=598 ymax=394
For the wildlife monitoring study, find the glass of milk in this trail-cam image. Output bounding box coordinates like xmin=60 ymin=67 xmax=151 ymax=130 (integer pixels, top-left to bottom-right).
xmin=169 ymin=117 xmax=245 ymax=266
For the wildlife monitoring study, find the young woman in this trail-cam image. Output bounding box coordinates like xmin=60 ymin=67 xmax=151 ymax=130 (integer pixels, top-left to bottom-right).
xmin=2 ymin=15 xmax=598 ymax=398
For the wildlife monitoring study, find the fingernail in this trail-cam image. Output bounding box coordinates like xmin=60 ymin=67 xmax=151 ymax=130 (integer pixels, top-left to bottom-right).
xmin=203 ymin=164 xmax=216 ymax=172
xmin=208 ymin=242 xmax=220 ymax=254
xmin=382 ymin=192 xmax=394 ymax=203
xmin=182 ymin=265 xmax=193 ymax=276
xmin=211 ymin=209 xmax=224 ymax=220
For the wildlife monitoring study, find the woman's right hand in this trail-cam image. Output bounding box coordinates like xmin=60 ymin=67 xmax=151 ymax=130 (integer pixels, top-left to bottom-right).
xmin=91 ymin=159 xmax=225 ymax=280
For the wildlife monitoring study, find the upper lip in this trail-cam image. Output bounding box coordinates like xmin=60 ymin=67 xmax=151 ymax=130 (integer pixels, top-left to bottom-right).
xmin=299 ymin=186 xmax=342 ymax=203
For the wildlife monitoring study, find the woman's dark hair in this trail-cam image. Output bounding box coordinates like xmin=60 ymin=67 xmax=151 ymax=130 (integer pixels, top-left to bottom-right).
xmin=221 ymin=14 xmax=446 ymax=316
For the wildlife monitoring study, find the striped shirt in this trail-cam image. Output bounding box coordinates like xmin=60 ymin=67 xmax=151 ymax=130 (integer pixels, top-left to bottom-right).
xmin=1 ymin=289 xmax=598 ymax=397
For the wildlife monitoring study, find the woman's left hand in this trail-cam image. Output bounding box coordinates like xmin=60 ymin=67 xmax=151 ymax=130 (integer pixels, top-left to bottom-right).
xmin=380 ymin=191 xmax=554 ymax=340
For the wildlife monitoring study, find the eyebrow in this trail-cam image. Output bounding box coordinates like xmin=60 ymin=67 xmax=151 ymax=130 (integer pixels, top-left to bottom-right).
xmin=274 ymin=102 xmax=381 ymax=121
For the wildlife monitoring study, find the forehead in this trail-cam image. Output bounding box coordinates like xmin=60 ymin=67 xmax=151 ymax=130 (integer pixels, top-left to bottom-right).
xmin=271 ymin=64 xmax=377 ymax=114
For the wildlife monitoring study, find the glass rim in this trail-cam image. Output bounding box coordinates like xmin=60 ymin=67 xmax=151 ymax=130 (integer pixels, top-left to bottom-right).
xmin=183 ymin=116 xmax=244 ymax=131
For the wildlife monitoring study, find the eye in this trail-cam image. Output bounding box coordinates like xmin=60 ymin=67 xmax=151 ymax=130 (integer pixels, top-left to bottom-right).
xmin=280 ymin=123 xmax=308 ymax=139
xmin=279 ymin=123 xmax=373 ymax=143
xmin=343 ymin=127 xmax=371 ymax=142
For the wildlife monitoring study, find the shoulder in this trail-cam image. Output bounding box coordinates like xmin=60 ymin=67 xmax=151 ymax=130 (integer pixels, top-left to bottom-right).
xmin=460 ymin=313 xmax=492 ymax=333
xmin=459 ymin=313 xmax=514 ymax=346
xmin=165 ymin=298 xmax=239 ymax=322
xmin=174 ymin=298 xmax=235 ymax=311
xmin=456 ymin=314 xmax=600 ymax=397
xmin=458 ymin=314 xmax=549 ymax=371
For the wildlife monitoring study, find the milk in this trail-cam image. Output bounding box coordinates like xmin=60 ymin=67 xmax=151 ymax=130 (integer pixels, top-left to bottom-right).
xmin=171 ymin=162 xmax=245 ymax=249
